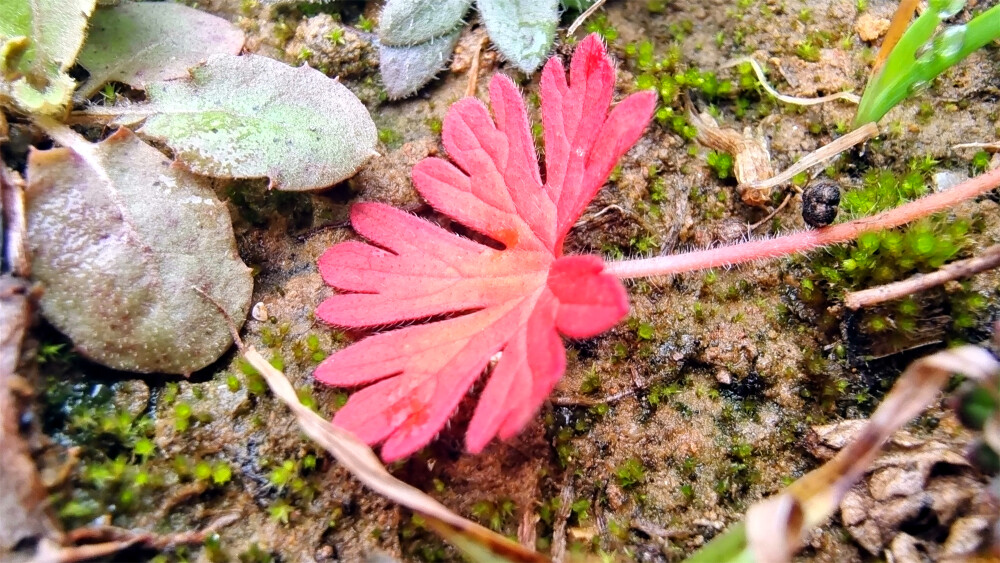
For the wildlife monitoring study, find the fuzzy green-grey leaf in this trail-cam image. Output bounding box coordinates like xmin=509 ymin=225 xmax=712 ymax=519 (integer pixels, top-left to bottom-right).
xmin=379 ymin=0 xmax=472 ymax=46
xmin=0 ymin=0 xmax=95 ymax=114
xmin=476 ymin=0 xmax=558 ymax=73
xmin=25 ymin=128 xmax=252 ymax=375
xmin=137 ymin=54 xmax=377 ymax=191
xmin=76 ymin=2 xmax=245 ymax=99
xmin=380 ymin=29 xmax=461 ymax=99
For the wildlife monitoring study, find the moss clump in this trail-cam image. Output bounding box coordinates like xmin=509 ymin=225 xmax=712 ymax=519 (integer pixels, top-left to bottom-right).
xmin=614 ymin=458 xmax=646 ymax=489
xmin=706 ymin=151 xmax=735 ymax=180
xmin=624 ymin=39 xmax=762 ymax=146
xmin=807 ymin=163 xmax=978 ymax=298
xmin=470 ymin=498 xmax=516 ymax=532
xmin=584 ymin=14 xmax=619 ymax=42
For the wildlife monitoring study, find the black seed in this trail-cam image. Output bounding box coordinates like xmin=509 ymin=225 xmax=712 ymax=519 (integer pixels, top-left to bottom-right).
xmin=802 ymin=180 xmax=841 ymax=227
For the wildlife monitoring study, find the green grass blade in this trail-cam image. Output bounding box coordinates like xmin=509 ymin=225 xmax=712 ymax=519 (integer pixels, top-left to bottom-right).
xmin=682 ymin=522 xmax=755 ymax=563
xmin=854 ymin=4 xmax=1000 ymax=126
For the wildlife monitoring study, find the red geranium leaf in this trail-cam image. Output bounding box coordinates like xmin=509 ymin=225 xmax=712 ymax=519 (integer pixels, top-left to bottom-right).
xmin=316 ymin=34 xmax=656 ymax=461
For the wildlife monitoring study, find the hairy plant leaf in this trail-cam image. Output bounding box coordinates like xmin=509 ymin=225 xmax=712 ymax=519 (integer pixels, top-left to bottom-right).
xmin=317 ymin=35 xmax=656 ymax=461
xmin=135 ymin=54 xmax=377 ymax=191
xmin=380 ymin=30 xmax=461 ymax=100
xmin=0 ymin=0 xmax=95 ymax=114
xmin=476 ymin=0 xmax=559 ymax=73
xmin=76 ymin=2 xmax=245 ymax=100
xmin=379 ymin=0 xmax=472 ymax=46
xmin=25 ymin=128 xmax=252 ymax=374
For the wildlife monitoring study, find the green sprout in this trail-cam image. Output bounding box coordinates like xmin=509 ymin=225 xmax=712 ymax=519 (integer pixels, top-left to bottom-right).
xmin=854 ymin=1 xmax=1000 ymax=125
xmin=357 ymin=15 xmax=375 ymax=33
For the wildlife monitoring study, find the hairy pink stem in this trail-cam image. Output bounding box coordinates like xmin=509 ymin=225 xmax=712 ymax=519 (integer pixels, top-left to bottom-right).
xmin=605 ymin=166 xmax=1000 ymax=280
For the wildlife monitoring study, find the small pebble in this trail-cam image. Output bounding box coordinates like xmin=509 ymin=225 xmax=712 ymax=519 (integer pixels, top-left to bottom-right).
xmin=252 ymin=301 xmax=268 ymax=321
xmin=802 ymin=181 xmax=841 ymax=227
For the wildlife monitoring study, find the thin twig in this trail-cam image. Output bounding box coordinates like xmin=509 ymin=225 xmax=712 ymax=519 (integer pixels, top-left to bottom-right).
xmin=551 ymin=388 xmax=636 ymax=407
xmin=750 ymin=191 xmax=794 ymax=231
xmin=845 ymin=244 xmax=1000 ymax=309
xmin=722 ymin=57 xmax=861 ymax=106
xmin=567 ymin=0 xmax=607 ymax=35
xmin=41 ymin=514 xmax=239 ymax=563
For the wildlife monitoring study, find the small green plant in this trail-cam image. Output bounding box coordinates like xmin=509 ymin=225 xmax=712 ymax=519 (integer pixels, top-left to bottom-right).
xmin=356 ymin=14 xmax=376 ymax=32
xmin=854 ymin=1 xmax=1000 ymax=125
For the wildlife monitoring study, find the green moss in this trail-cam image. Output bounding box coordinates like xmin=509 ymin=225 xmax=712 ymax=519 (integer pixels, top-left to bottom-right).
xmin=471 ymin=498 xmax=516 ymax=532
xmin=238 ymin=543 xmax=275 ymax=563
xmin=971 ymin=150 xmax=991 ymax=174
xmin=325 ymin=28 xmax=345 ymax=45
xmin=133 ymin=438 xmax=155 ymax=460
xmin=378 ymin=127 xmax=403 ymax=146
xmin=636 ymin=322 xmax=655 ymax=340
xmin=706 ymin=151 xmax=734 ymax=180
xmin=426 ymin=117 xmax=443 ymax=135
xmin=585 ymin=14 xmax=618 ymax=42
xmin=795 ymin=40 xmax=821 ymax=62
xmin=268 ymin=500 xmax=293 ymax=524
xmin=615 ymin=458 xmax=646 ymax=489
xmin=580 ymin=369 xmax=602 ymax=394
xmin=268 ymin=459 xmax=297 ymax=488
xmin=174 ymin=402 xmax=193 ymax=432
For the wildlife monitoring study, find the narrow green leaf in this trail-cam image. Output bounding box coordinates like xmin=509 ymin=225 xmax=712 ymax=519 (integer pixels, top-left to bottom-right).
xmin=137 ymin=54 xmax=377 ymax=191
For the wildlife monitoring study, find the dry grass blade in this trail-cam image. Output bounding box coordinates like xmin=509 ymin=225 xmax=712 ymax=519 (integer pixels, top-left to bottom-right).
xmin=722 ymin=57 xmax=861 ymax=106
xmin=567 ymin=0 xmax=607 ymax=35
xmin=872 ymin=0 xmax=920 ymax=76
xmin=743 ymin=345 xmax=1000 ymax=562
xmin=189 ymin=285 xmax=548 ymax=563
xmin=743 ymin=123 xmax=879 ymax=192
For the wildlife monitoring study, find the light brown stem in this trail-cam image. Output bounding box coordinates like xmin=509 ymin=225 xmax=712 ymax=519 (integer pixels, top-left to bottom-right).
xmin=845 ymin=244 xmax=1000 ymax=309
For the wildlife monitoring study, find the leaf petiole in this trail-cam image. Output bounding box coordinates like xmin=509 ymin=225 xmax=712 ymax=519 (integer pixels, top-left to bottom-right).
xmin=604 ymin=166 xmax=1000 ymax=279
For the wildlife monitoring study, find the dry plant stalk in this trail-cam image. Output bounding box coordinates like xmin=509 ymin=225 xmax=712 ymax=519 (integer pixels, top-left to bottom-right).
xmin=743 ymin=123 xmax=879 ymax=192
xmin=689 ymin=110 xmax=774 ymax=206
xmin=872 ymin=0 xmax=921 ymax=75
xmin=744 ymin=345 xmax=1000 ymax=562
xmin=845 ymin=244 xmax=1000 ymax=309
xmin=690 ymin=111 xmax=878 ymax=207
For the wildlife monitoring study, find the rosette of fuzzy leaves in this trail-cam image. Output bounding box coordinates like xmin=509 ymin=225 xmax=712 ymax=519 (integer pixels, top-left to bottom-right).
xmin=377 ymin=0 xmax=471 ymax=99
xmin=378 ymin=0 xmax=596 ymax=99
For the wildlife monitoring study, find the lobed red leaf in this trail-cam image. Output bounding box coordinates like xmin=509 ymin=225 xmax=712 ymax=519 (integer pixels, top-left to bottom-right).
xmin=316 ymin=34 xmax=656 ymax=461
